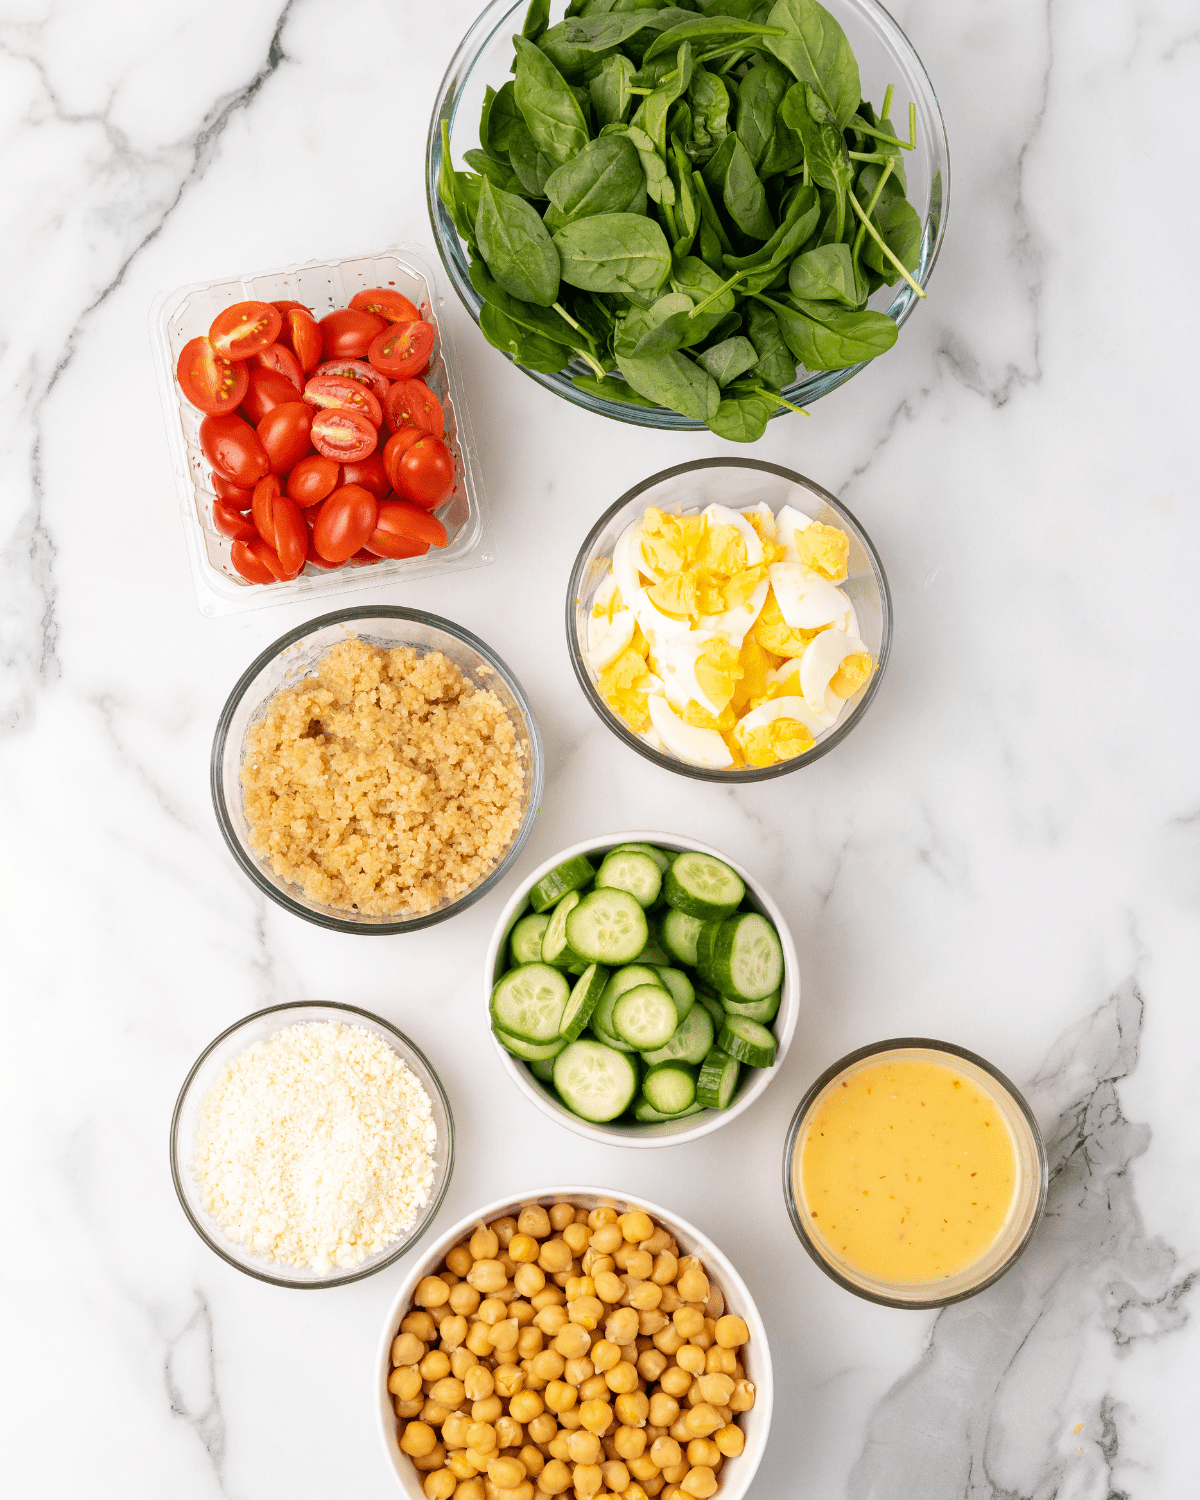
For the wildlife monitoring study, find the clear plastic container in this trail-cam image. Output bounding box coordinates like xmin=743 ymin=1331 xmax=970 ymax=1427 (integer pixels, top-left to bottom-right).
xmin=149 ymin=243 xmax=494 ymax=616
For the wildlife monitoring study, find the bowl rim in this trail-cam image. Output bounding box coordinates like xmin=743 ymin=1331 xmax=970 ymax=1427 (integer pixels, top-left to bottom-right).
xmin=375 ymin=1183 xmax=774 ymax=1498
xmin=485 ymin=830 xmax=800 ymax=1146
xmin=210 ymin=604 xmax=544 ymax=933
xmin=566 ymin=457 xmax=893 ymax=782
xmin=781 ymin=1036 xmax=1050 ymax=1309
xmin=169 ymin=1000 xmax=457 ymax=1289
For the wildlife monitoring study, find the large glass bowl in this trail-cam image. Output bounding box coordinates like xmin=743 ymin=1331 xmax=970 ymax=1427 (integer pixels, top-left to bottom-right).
xmin=211 ymin=606 xmax=543 ymax=933
xmin=426 ymin=0 xmax=950 ymax=428
xmin=567 ymin=457 xmax=891 ymax=781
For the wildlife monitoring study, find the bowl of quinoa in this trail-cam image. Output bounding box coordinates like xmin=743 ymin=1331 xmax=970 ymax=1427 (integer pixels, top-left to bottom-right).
xmin=211 ymin=606 xmax=543 ymax=932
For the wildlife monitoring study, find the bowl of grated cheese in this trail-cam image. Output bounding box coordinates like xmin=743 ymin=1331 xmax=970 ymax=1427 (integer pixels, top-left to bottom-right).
xmin=170 ymin=1001 xmax=454 ymax=1287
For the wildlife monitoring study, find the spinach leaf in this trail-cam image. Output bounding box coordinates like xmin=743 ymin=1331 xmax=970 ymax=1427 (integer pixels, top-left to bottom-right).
xmin=735 ymin=56 xmax=790 ymax=170
xmin=480 ymin=303 xmax=571 ymax=373
xmin=635 ymin=42 xmax=693 ymax=155
xmin=482 ymin=81 xmax=523 ymax=160
xmin=538 ymin=11 xmax=665 ymax=77
xmin=475 ymin=177 xmax=562 ymax=306
xmin=694 ymin=0 xmax=771 ymax=19
xmin=571 ymin=373 xmax=659 ymax=406
xmin=603 ymin=122 xmax=676 ymax=205
xmin=469 ymin=257 xmax=588 ymax=355
xmin=722 ymin=135 xmax=775 ymax=240
xmin=686 ymin=65 xmax=730 ymax=163
xmin=861 ymin=193 xmax=922 ymax=282
xmin=629 ymin=255 xmax=734 ymax=354
xmin=642 ymin=16 xmax=787 ymax=63
xmin=668 ymin=136 xmax=699 ymax=256
xmin=436 ymin=121 xmax=479 ymax=245
xmin=745 ymin=300 xmax=797 ymax=387
xmin=700 ymin=131 xmax=737 ymax=196
xmin=508 ymin=120 xmax=556 ymax=195
xmin=700 ymin=309 xmax=743 ymax=347
xmin=763 ymin=0 xmax=861 ymax=127
xmin=616 ymin=348 xmax=721 ymax=420
xmin=697 ymin=335 xmax=759 ymax=385
xmin=780 ymin=82 xmax=852 ymax=235
xmin=758 ymin=292 xmax=896 ymax=369
xmin=545 ymin=134 xmax=645 ymax=223
xmin=707 ymin=381 xmax=779 ymax=441
xmin=589 ymin=53 xmax=637 ymax=126
xmin=619 ymin=291 xmax=695 ymax=356
xmin=788 ymin=242 xmax=863 ymax=305
xmin=697 ymin=213 xmax=725 ymax=270
xmin=514 ymin=35 xmax=590 ymax=168
xmin=554 ymin=212 xmax=673 ymax=295
xmin=464 ymin=150 xmax=531 ymax=196
xmin=522 ymin=0 xmax=552 ymax=42
xmin=569 ymin=290 xmax=619 ymax=359
xmin=722 ymin=180 xmax=818 ymax=270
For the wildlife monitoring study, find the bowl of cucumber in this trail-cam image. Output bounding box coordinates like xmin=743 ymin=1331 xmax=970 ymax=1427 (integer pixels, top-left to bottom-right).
xmin=485 ymin=832 xmax=799 ymax=1146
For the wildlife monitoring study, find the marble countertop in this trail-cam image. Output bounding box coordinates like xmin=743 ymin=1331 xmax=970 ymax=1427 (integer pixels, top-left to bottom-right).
xmin=3 ymin=1 xmax=1198 ymax=1496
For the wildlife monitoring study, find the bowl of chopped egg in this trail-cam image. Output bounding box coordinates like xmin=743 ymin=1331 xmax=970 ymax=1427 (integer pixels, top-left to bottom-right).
xmin=567 ymin=458 xmax=891 ymax=780
xmin=170 ymin=1001 xmax=454 ymax=1288
xmin=375 ymin=1187 xmax=772 ymax=1500
xmin=211 ymin=605 xmax=543 ymax=932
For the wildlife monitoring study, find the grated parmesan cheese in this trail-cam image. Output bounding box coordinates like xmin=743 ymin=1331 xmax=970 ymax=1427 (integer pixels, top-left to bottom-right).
xmin=192 ymin=1021 xmax=437 ymax=1271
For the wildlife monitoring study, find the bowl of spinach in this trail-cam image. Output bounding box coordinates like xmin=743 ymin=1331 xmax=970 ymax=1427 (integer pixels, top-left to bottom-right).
xmin=426 ymin=0 xmax=949 ymax=442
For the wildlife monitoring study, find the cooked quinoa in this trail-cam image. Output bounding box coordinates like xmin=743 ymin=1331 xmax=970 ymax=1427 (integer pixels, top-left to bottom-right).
xmin=241 ymin=638 xmax=525 ymax=916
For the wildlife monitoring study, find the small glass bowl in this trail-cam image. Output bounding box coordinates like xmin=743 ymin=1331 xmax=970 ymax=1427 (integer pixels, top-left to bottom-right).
xmin=782 ymin=1038 xmax=1048 ymax=1308
xmin=567 ymin=457 xmax=891 ymax=782
xmin=426 ymin=0 xmax=950 ymax=429
xmin=170 ymin=1001 xmax=455 ymax=1289
xmin=211 ymin=606 xmax=543 ymax=933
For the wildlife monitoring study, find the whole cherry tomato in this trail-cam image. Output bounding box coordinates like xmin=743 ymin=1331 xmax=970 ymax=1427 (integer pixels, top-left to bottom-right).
xmin=211 ymin=473 xmax=253 ymax=509
xmin=319 ymin=308 xmax=387 ymax=359
xmin=250 ymin=342 xmax=303 ymax=391
xmin=287 ymin=454 xmax=341 ymax=507
xmin=365 ymin=499 xmax=447 ymax=558
xmin=213 ymin=497 xmax=258 ymax=541
xmin=303 ymin=373 xmax=383 ymax=427
xmin=252 ymin=474 xmax=283 ymax=549
xmin=210 ymin=301 xmax=282 ymax=360
xmin=177 ymin=337 xmax=247 ymax=415
xmin=341 ymin=454 xmax=390 ymax=500
xmin=393 ymin=435 xmax=455 ymax=509
xmin=385 ymin=378 xmax=443 ymax=436
xmin=382 ymin=426 xmax=425 ymax=490
xmin=368 ymin=318 xmax=435 ymax=379
xmin=231 ymin=538 xmax=285 ymax=584
xmin=313 ymin=484 xmax=378 ymax=563
xmin=201 ymin=414 xmax=269 ymax=488
xmin=311 ymin=408 xmax=377 ymax=463
xmin=271 ymin=495 xmax=309 ymax=578
xmin=315 ymin=358 xmax=390 ymax=401
xmin=241 ymin=367 xmax=305 ymax=424
xmin=350 ymin=287 xmax=421 ymax=324
xmin=257 ymin=401 xmax=313 ymax=474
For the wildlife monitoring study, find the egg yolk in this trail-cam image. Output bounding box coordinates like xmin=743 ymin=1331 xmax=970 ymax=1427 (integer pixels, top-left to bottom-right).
xmin=640 ymin=509 xmax=705 ymax=575
xmin=741 ymin=718 xmax=816 ymax=768
xmin=692 ymin=637 xmax=742 ymax=713
xmin=741 ymin=511 xmax=787 ymax=561
xmin=796 ymin=522 xmax=849 ymax=581
xmin=598 ymin=646 xmax=655 ymax=732
xmin=830 ymin=651 xmax=872 ymax=698
xmin=682 ymin=702 xmax=738 ymax=733
xmin=751 ymin=590 xmax=820 ymax=658
xmin=731 ymin=638 xmax=781 ymax=714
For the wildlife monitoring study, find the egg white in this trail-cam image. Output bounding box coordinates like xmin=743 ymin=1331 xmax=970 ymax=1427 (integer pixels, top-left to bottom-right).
xmin=739 ymin=501 xmax=778 ymax=538
xmin=769 ymin=657 xmax=844 ymax=727
xmin=612 ymin=521 xmax=648 ymax=604
xmin=775 ymin=504 xmax=815 ymax=561
xmin=735 ymin=696 xmax=829 ymax=742
xmin=798 ymin=628 xmax=871 ymax=712
xmin=647 ymin=694 xmax=734 ymax=769
xmin=654 ymin=631 xmax=727 ymax=717
xmin=699 ymin=576 xmax=771 ymax=651
xmin=588 ymin=608 xmax=635 ymax=671
xmin=701 ymin=503 xmax=764 ymax=565
xmin=768 ymin=562 xmax=849 ymax=629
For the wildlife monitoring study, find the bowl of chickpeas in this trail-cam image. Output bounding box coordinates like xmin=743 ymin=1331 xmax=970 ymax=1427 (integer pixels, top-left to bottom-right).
xmin=375 ymin=1188 xmax=771 ymax=1500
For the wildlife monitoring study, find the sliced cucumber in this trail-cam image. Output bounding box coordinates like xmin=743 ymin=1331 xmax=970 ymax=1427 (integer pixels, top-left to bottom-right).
xmin=635 ymin=1099 xmax=705 ymax=1123
xmin=529 ymin=855 xmax=595 ymax=913
xmin=567 ymin=888 xmax=649 ymax=964
xmin=490 ymin=964 xmax=570 ymax=1042
xmin=510 ymin=913 xmax=551 ymax=966
xmin=659 ymin=908 xmax=704 ymax=966
xmin=708 ymin=912 xmax=783 ymax=1001
xmin=664 ymin=850 xmax=745 ymax=920
xmin=592 ymin=965 xmax=665 ymax=1054
xmin=697 ymin=1047 xmax=741 ymax=1109
xmin=641 ymin=1001 xmax=714 ymax=1066
xmin=494 ymin=1028 xmax=569 ymax=1062
xmin=717 ymin=1016 xmax=778 ymax=1068
xmin=653 ymin=967 xmax=695 ymax=1024
xmin=542 ymin=890 xmax=587 ymax=972
xmin=560 ymin=963 xmax=609 ymax=1041
xmin=722 ymin=987 xmax=781 ymax=1024
xmin=529 ymin=1055 xmax=558 ymax=1082
xmin=694 ymin=921 xmax=724 ymax=988
xmin=642 ymin=1061 xmax=698 ymax=1115
xmin=596 ymin=849 xmax=663 ymax=908
xmin=694 ymin=987 xmax=726 ymax=1031
xmin=635 ymin=940 xmax=673 ymax=967
xmin=554 ymin=1039 xmax=638 ymax=1122
xmin=613 ymin=984 xmax=678 ymax=1050
xmin=609 ymin=842 xmax=672 ymax=874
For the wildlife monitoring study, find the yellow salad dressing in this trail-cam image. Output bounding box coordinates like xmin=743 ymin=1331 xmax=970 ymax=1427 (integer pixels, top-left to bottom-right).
xmin=796 ymin=1058 xmax=1018 ymax=1284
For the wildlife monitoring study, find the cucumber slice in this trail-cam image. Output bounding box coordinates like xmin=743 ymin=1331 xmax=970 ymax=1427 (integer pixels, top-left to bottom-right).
xmin=560 ymin=963 xmax=609 ymax=1041
xmin=641 ymin=1001 xmax=714 ymax=1066
xmin=592 ymin=965 xmax=665 ymax=1054
xmin=694 ymin=987 xmax=726 ymax=1030
xmin=609 ymin=842 xmax=672 ymax=874
xmin=722 ymin=988 xmax=781 ymax=1024
xmin=613 ymin=984 xmax=678 ymax=1050
xmin=694 ymin=921 xmax=724 ymax=988
xmin=490 ymin=964 xmax=570 ymax=1042
xmin=542 ymin=890 xmax=587 ymax=972
xmin=708 ymin=912 xmax=783 ymax=1001
xmin=567 ymin=888 xmax=649 ymax=965
xmin=717 ymin=1016 xmax=778 ymax=1068
xmin=635 ymin=940 xmax=673 ymax=967
xmin=494 ymin=1028 xmax=569 ymax=1062
xmin=635 ymin=1099 xmax=705 ymax=1123
xmin=529 ymin=855 xmax=596 ymax=913
xmin=697 ymin=1047 xmax=741 ymax=1109
xmin=510 ymin=913 xmax=551 ymax=966
xmin=664 ymin=851 xmax=745 ymax=920
xmin=653 ymin=967 xmax=695 ymax=1024
xmin=659 ymin=908 xmax=704 ymax=966
xmin=642 ymin=1061 xmax=698 ymax=1115
xmin=554 ymin=1039 xmax=639 ymax=1122
xmin=596 ymin=850 xmax=663 ymax=908
xmin=529 ymin=1055 xmax=558 ymax=1082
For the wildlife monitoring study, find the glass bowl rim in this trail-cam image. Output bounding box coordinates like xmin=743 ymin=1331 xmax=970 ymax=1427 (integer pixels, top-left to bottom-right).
xmin=565 ymin=457 xmax=893 ymax=782
xmin=210 ymin=604 xmax=545 ymax=933
xmin=169 ymin=1000 xmax=456 ymax=1289
xmin=781 ymin=1035 xmax=1049 ymax=1309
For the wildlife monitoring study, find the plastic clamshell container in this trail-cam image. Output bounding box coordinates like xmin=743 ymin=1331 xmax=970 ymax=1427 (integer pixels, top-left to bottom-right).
xmin=149 ymin=243 xmax=494 ymax=616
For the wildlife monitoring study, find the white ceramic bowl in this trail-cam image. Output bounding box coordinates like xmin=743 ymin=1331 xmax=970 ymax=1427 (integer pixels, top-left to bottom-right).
xmin=484 ymin=832 xmax=800 ymax=1147
xmin=375 ymin=1186 xmax=773 ymax=1498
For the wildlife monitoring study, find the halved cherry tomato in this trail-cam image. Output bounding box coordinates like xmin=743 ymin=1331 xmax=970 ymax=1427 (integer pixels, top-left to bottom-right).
xmin=252 ymin=474 xmax=283 ymax=549
xmin=319 ymin=308 xmax=387 ymax=359
xmin=313 ymin=484 xmax=378 ymax=563
xmin=303 ymin=373 xmax=383 ymax=427
xmin=251 ymin=342 xmax=303 ymax=391
xmin=210 ymin=301 xmax=282 ymax=360
xmin=368 ymin=318 xmax=435 ymax=379
xmin=382 ymin=426 xmax=426 ymax=490
xmin=350 ymin=287 xmax=421 ymax=324
xmin=385 ymin=378 xmax=444 ymax=436
xmin=311 ymin=407 xmax=377 ymax=462
xmin=341 ymin=454 xmax=390 ymax=500
xmin=287 ymin=454 xmax=341 ymax=507
xmin=213 ymin=497 xmax=258 ymax=541
xmin=392 ymin=435 xmax=455 ymax=509
xmin=307 ymin=547 xmax=343 ymax=570
xmin=365 ymin=499 xmax=447 ymax=557
xmin=241 ymin=367 xmax=305 ymax=424
xmin=351 ymin=549 xmax=384 ymax=564
xmin=211 ymin=473 xmax=253 ymax=509
xmin=282 ymin=308 xmax=323 ymax=373
xmin=231 ymin=538 xmax=285 ymax=584
xmin=272 ymin=495 xmax=308 ymax=578
xmin=272 ymin=300 xmax=309 ymax=314
xmin=201 ymin=414 xmax=269 ymax=488
xmin=315 ymin=358 xmax=391 ymax=401
xmin=177 ymin=337 xmax=248 ymax=415
xmin=257 ymin=401 xmax=313 ymax=474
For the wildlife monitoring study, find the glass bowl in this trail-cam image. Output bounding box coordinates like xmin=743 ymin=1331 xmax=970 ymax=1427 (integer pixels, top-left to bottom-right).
xmin=425 ymin=0 xmax=950 ymax=429
xmin=376 ymin=1186 xmax=773 ymax=1497
xmin=782 ymin=1038 xmax=1048 ymax=1308
xmin=170 ymin=1001 xmax=455 ymax=1288
xmin=211 ymin=606 xmax=543 ymax=933
xmin=567 ymin=457 xmax=891 ymax=781
xmin=485 ymin=832 xmax=800 ymax=1146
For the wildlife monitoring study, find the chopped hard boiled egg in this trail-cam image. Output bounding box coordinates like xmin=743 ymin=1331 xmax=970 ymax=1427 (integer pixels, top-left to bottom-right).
xmin=734 ymin=699 xmax=819 ymax=768
xmin=647 ymin=693 xmax=734 ymax=769
xmin=768 ymin=561 xmax=851 ymax=629
xmin=798 ymin=629 xmax=873 ymax=711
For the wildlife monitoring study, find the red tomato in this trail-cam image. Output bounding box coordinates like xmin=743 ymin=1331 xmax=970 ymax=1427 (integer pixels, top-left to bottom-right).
xmin=287 ymin=454 xmax=341 ymax=507
xmin=365 ymin=499 xmax=447 ymax=557
xmin=385 ymin=378 xmax=444 ymax=436
xmin=319 ymin=308 xmax=387 ymax=359
xmin=313 ymin=484 xmax=379 ymax=563
xmin=251 ymin=342 xmax=304 ymax=391
xmin=252 ymin=474 xmax=283 ymax=548
xmin=211 ymin=473 xmax=253 ymax=509
xmin=315 ymin=358 xmax=391 ymax=401
xmin=282 ymin=308 xmax=323 ymax=373
xmin=272 ymin=300 xmax=309 ymax=314
xmin=368 ymin=319 xmax=435 ymax=379
xmin=351 ymin=549 xmax=384 ymax=564
xmin=307 ymin=547 xmax=343 ymax=570
xmin=393 ymin=435 xmax=455 ymax=509
xmin=210 ymin=301 xmax=282 ymax=360
xmin=257 ymin=401 xmax=313 ymax=474
xmin=201 ymin=414 xmax=269 ymax=488
xmin=241 ymin=367 xmax=305 ymax=424
xmin=303 ymin=373 xmax=383 ymax=427
xmin=272 ymin=495 xmax=308 ymax=578
xmin=231 ymin=538 xmax=284 ymax=584
xmin=311 ymin=407 xmax=377 ymax=462
xmin=213 ymin=497 xmax=258 ymax=541
xmin=382 ymin=426 xmax=426 ymax=490
xmin=177 ymin=337 xmax=248 ymax=415
xmin=350 ymin=287 xmax=421 ymax=324
xmin=341 ymin=454 xmax=390 ymax=500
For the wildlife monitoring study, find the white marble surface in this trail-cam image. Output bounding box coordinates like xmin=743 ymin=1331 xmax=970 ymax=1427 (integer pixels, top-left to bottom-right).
xmin=2 ymin=0 xmax=1198 ymax=1495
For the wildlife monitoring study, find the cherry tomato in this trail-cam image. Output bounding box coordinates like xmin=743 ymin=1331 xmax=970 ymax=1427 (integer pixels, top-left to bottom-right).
xmin=385 ymin=378 xmax=444 ymax=436
xmin=307 ymin=547 xmax=343 ymax=570
xmin=177 ymin=337 xmax=248 ymax=415
xmin=351 ymin=549 xmax=384 ymax=564
xmin=281 ymin=308 xmax=323 ymax=373
xmin=213 ymin=497 xmax=258 ymax=541
xmin=231 ymin=538 xmax=285 ymax=584
xmin=365 ymin=499 xmax=447 ymax=557
xmin=382 ymin=426 xmax=426 ymax=490
xmin=392 ymin=435 xmax=455 ymax=509
xmin=272 ymin=300 xmax=309 ymax=314
xmin=311 ymin=407 xmax=377 ymax=462
xmin=368 ymin=318 xmax=435 ymax=379
xmin=313 ymin=484 xmax=379 ymax=563
xmin=287 ymin=454 xmax=341 ymax=507
xmin=210 ymin=301 xmax=282 ymax=360
xmin=257 ymin=401 xmax=313 ymax=474
xmin=211 ymin=473 xmax=253 ymax=509
xmin=241 ymin=367 xmax=305 ymax=424
xmin=350 ymin=287 xmax=421 ymax=324
xmin=315 ymin=358 xmax=391 ymax=401
xmin=303 ymin=373 xmax=384 ymax=427
xmin=251 ymin=342 xmax=303 ymax=391
xmin=201 ymin=414 xmax=269 ymax=488
xmin=341 ymin=454 xmax=390 ymax=500
xmin=319 ymin=308 xmax=387 ymax=359
xmin=252 ymin=474 xmax=283 ymax=548
xmin=271 ymin=495 xmax=309 ymax=579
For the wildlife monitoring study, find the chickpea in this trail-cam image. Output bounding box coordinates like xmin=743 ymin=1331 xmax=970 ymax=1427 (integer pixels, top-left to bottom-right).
xmin=469 ymin=1261 xmax=508 ymax=1295
xmin=517 ymin=1327 xmax=544 ymax=1361
xmin=451 ymin=1349 xmax=479 ymax=1380
xmin=553 ymin=1323 xmax=592 ymax=1360
xmin=672 ymin=1306 xmax=704 ymax=1339
xmin=568 ymin=1296 xmax=605 ymax=1331
xmin=488 ymin=1456 xmax=526 ymax=1489
xmin=473 ymin=1397 xmax=503 ymax=1425
xmin=713 ymin=1424 xmax=744 ymax=1459
xmin=537 ymin=1459 xmax=572 ymax=1495
xmin=544 ymin=1381 xmax=577 ymax=1414
xmin=424 ymin=1470 xmax=457 ymax=1500
xmin=511 ymin=1261 xmax=545 ymax=1298
xmin=590 ymin=1271 xmax=621 ymax=1305
xmin=507 ymin=1232 xmax=539 ymax=1264
xmin=405 ymin=1312 xmax=440 ymax=1342
xmin=638 ymin=1312 xmax=669 ymax=1339
xmin=660 ymin=1488 xmax=684 ymax=1500
xmin=510 ymin=1485 xmax=535 ymax=1500
xmin=535 ymin=1306 xmax=569 ymax=1338
xmin=468 ymin=1422 xmax=499 ymax=1454
xmin=650 ymin=1253 xmax=678 ymax=1286
xmin=728 ymin=1380 xmax=755 ymax=1413
xmin=412 ymin=1445 xmax=447 ymax=1474
xmin=668 ymin=1419 xmax=692 ymax=1443
xmin=606 ymin=1308 xmax=640 ymax=1346
xmin=683 ymin=1406 xmax=723 ymax=1439
xmin=647 ymin=1394 xmax=679 ymax=1428
xmin=615 ymin=1391 xmax=650 ymax=1429
xmin=475 ymin=1298 xmax=505 ymax=1327
xmin=613 ymin=1424 xmax=647 ymax=1461
xmin=393 ymin=1332 xmax=427 ymax=1366
xmin=422 ymin=1401 xmax=452 ymax=1427
xmin=416 ymin=1277 xmax=452 ymax=1309
xmin=430 ymin=1378 xmax=467 ymax=1409
xmin=661 ymin=1462 xmax=689 ymax=1485
xmin=438 ymin=1315 xmax=468 ymax=1351
xmin=466 ymin=1225 xmax=497 ymax=1261
xmin=524 ymin=1413 xmax=555 ymax=1446
xmin=690 ymin=1320 xmax=716 ymax=1352
xmin=519 ymin=1445 xmax=545 ymax=1477
xmin=532 ymin=1285 xmax=567 ymax=1309
xmin=628 ymin=1282 xmax=662 ymax=1312
xmin=557 ymin=1408 xmax=582 ymax=1432
xmin=560 ymin=1430 xmax=598 ymax=1465
xmin=675 ymin=1347 xmax=704 ymax=1378
xmin=451 ymin=1284 xmax=483 ymax=1317
xmin=605 ymin=1361 xmax=639 ymax=1395
xmin=684 ymin=1438 xmax=719 ymax=1469
xmin=444 ymin=1242 xmax=473 ymax=1277
xmin=574 ymin=1463 xmax=603 ymax=1499
xmin=563 ymin=1222 xmax=591 ymax=1256
xmin=401 ymin=1422 xmax=439 ymax=1458
xmin=652 ymin=1326 xmax=685 ymax=1358
xmin=500 ymin=1386 xmax=539 ymax=1424
xmin=624 ymin=1485 xmax=650 ymax=1500
xmin=582 ymin=1250 xmax=615 ymax=1279
xmin=579 ymin=1399 xmax=613 ymax=1435
xmin=623 ymin=1250 xmax=654 ymax=1280
xmin=388 ymin=1366 xmax=423 ymax=1400
xmin=627 ymin=1455 xmax=660 ymax=1483
xmin=443 ymin=1411 xmax=471 ymax=1446
xmin=650 ymin=1437 xmax=682 ymax=1469
xmin=635 ymin=1349 xmax=668 ymax=1384
xmin=680 ymin=1467 xmax=717 ymax=1498
xmin=510 ymin=1205 xmax=546 ymax=1240
xmin=490 ymin=1320 xmax=519 ymax=1353
xmin=490 ymin=1217 xmax=518 ymax=1249
xmin=657 ymin=1286 xmax=681 ymax=1315
xmin=563 ymin=1356 xmax=594 ymax=1388
xmin=537 ymin=1239 xmax=572 ymax=1274
xmin=457 ymin=1482 xmax=486 ymax=1500
xmin=590 ymin=1222 xmax=623 ymax=1255
xmin=695 ymin=1374 xmax=733 ymax=1407
xmin=703 ymin=1347 xmax=736 ymax=1376
xmin=395 ymin=1398 xmax=423 ymax=1420
xmin=658 ymin=1366 xmax=692 ymax=1398
xmin=588 ymin=1207 xmax=619 ymax=1229
xmin=422 ymin=1350 xmax=453 ymax=1381
xmin=465 ymin=1366 xmax=495 ymax=1402
xmin=530 ymin=1350 xmax=566 ymax=1383
xmin=702 ymin=1286 xmax=724 ymax=1322
xmin=564 ymin=1276 xmax=593 ymax=1302
xmin=603 ymin=1463 xmax=632 ymax=1494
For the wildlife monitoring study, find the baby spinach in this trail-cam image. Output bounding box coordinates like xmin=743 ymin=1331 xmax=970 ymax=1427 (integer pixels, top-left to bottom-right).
xmin=553 ymin=212 xmax=672 ymax=295
xmin=708 ymin=381 xmax=781 ymax=442
xmin=605 ymin=123 xmax=676 ymax=206
xmin=764 ymin=0 xmax=861 ymax=128
xmin=759 ymin=293 xmax=897 ymax=369
xmin=476 ymin=177 xmax=561 ymax=307
xmin=590 ymin=54 xmax=637 ymax=126
xmin=514 ymin=36 xmax=590 ymax=168
xmin=722 ymin=135 xmax=775 ymax=240
xmin=522 ymin=0 xmax=551 ymax=43
xmin=469 ymin=258 xmax=588 ymax=359
xmin=482 ymin=82 xmax=524 ymax=161
xmin=465 ymin=150 xmax=530 ymax=196
xmin=745 ymin=300 xmax=797 ymax=388
xmin=617 ymin=348 xmax=721 ymax=420
xmin=545 ymin=134 xmax=645 ymax=223
xmin=686 ymin=66 xmax=730 ymax=163
xmin=697 ymin=335 xmax=759 ymax=385
xmin=735 ymin=56 xmax=790 ymax=170
xmin=480 ymin=303 xmax=571 ymax=373
xmin=508 ymin=121 xmax=556 ymax=196
xmin=642 ymin=16 xmax=787 ymax=64
xmin=437 ymin=121 xmax=479 ymax=246
xmin=571 ymin=373 xmax=658 ymax=406
xmin=860 ymin=193 xmax=922 ymax=282
xmin=788 ymin=242 xmax=863 ymax=305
